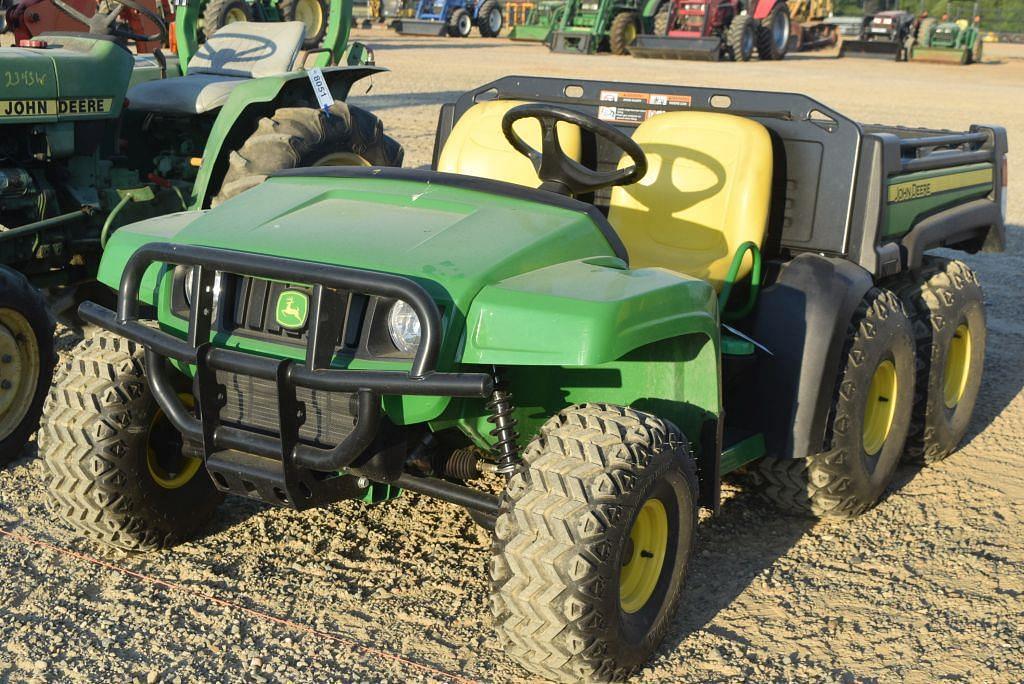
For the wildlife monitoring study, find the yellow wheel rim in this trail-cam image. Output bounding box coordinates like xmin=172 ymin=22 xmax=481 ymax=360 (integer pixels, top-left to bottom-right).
xmin=146 ymin=394 xmax=202 ymax=489
xmin=0 ymin=309 xmax=40 ymax=441
xmin=620 ymin=498 xmax=668 ymax=614
xmin=943 ymin=323 xmax=972 ymax=409
xmin=313 ymin=152 xmax=370 ymax=167
xmin=225 ymin=7 xmax=248 ymax=23
xmin=623 ymin=23 xmax=637 ymax=45
xmin=863 ymin=359 xmax=898 ymax=456
xmin=295 ymin=0 xmax=324 ymax=36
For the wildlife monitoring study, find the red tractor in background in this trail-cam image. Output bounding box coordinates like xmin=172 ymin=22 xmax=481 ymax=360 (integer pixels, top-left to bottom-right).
xmin=630 ymin=0 xmax=790 ymax=61
xmin=2 ymin=0 xmax=170 ymax=53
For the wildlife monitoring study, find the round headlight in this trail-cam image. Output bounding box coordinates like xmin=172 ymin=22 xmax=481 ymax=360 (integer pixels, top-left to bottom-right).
xmin=387 ymin=300 xmax=421 ymax=354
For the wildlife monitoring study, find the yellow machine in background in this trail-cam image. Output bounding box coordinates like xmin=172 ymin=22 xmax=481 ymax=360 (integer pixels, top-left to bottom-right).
xmin=787 ymin=0 xmax=838 ymax=51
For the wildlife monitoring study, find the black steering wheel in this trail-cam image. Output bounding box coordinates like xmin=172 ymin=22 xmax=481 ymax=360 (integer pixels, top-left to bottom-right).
xmin=51 ymin=0 xmax=168 ymax=43
xmin=501 ymin=103 xmax=648 ymax=197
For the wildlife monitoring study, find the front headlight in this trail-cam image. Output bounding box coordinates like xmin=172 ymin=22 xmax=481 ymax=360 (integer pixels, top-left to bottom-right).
xmin=387 ymin=300 xmax=421 ymax=354
xmin=183 ymin=266 xmax=223 ymax=313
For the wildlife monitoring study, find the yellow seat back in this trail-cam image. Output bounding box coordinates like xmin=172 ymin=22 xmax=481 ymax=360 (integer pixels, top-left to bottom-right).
xmin=607 ymin=111 xmax=772 ymax=290
xmin=437 ymin=100 xmax=582 ymax=188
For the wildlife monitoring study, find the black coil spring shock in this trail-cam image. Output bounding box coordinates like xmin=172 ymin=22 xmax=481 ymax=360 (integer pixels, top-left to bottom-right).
xmin=487 ymin=369 xmax=520 ymax=477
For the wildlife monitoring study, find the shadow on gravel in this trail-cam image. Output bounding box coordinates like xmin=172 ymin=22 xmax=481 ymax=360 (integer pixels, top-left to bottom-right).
xmin=656 ymin=487 xmax=814 ymax=658
xmin=365 ymin=40 xmax=523 ymax=51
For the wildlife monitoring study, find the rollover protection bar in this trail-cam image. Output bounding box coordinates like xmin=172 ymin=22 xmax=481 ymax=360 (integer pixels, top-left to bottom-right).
xmin=79 ymin=243 xmax=495 ymax=474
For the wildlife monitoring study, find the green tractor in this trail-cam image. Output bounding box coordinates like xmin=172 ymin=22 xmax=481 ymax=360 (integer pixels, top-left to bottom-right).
xmin=507 ymin=0 xmax=566 ymax=42
xmin=547 ymin=0 xmax=661 ymax=54
xmin=911 ymin=1 xmax=983 ymax=65
xmin=0 ymin=0 xmax=401 ymax=463
xmin=42 ymin=77 xmax=1006 ymax=679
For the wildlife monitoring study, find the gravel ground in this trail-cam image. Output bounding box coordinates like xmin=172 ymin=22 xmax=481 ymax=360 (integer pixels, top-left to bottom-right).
xmin=2 ymin=31 xmax=1024 ymax=683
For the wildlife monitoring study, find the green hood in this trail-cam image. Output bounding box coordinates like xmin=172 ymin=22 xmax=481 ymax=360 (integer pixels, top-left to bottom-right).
xmin=102 ymin=172 xmax=622 ymax=311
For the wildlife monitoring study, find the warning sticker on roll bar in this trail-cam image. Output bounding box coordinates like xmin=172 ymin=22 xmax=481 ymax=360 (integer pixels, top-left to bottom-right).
xmin=597 ymin=90 xmax=692 ymax=124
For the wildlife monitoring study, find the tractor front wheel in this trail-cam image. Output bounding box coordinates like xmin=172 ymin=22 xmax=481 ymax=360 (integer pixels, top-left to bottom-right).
xmin=490 ymin=404 xmax=697 ymax=681
xmin=279 ymin=0 xmax=328 ymax=48
xmin=756 ymin=288 xmax=916 ymax=519
xmin=202 ymin=0 xmax=253 ymax=39
xmin=448 ymin=7 xmax=472 ymax=37
xmin=756 ymin=1 xmax=790 ymax=60
xmin=476 ymin=0 xmax=503 ymax=37
xmin=609 ymin=11 xmax=638 ymax=55
xmin=40 ymin=331 xmax=222 ymax=551
xmin=213 ymin=101 xmax=404 ymax=206
xmin=0 ymin=267 xmax=54 ymax=465
xmin=727 ymin=14 xmax=756 ymax=61
xmin=897 ymin=258 xmax=986 ymax=465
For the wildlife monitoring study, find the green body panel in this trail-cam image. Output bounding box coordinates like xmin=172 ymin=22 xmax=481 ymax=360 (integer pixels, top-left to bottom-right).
xmin=883 ymin=162 xmax=993 ymax=238
xmin=720 ymin=433 xmax=765 ymax=473
xmin=0 ymin=37 xmax=133 ymax=123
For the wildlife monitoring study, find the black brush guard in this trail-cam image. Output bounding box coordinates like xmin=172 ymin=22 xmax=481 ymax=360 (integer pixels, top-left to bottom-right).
xmin=79 ymin=243 xmax=496 ymax=510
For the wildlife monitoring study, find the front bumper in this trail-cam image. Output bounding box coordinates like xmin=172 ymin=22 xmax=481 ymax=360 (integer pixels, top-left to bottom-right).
xmin=80 ymin=242 xmax=494 ymax=507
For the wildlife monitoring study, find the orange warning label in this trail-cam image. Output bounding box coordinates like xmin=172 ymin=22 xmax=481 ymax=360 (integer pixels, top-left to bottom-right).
xmin=597 ymin=90 xmax=692 ymax=124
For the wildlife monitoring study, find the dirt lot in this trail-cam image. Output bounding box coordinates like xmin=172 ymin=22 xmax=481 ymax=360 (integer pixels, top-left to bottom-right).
xmin=2 ymin=31 xmax=1023 ymax=683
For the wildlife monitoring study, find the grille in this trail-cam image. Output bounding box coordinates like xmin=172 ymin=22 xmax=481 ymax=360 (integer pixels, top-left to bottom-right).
xmin=217 ymin=371 xmax=359 ymax=447
xmin=226 ymin=276 xmax=369 ymax=351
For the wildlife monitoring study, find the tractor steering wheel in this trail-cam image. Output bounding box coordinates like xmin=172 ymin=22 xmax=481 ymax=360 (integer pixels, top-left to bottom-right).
xmin=51 ymin=0 xmax=168 ymax=43
xmin=501 ymin=103 xmax=648 ymax=197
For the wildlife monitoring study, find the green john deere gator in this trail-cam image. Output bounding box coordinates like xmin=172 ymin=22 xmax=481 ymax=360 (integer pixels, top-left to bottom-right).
xmin=0 ymin=0 xmax=400 ymax=462
xmin=42 ymin=77 xmax=1007 ymax=679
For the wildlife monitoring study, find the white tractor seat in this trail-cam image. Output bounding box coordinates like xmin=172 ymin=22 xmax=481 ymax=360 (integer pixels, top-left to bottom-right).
xmin=126 ymin=21 xmax=306 ymax=116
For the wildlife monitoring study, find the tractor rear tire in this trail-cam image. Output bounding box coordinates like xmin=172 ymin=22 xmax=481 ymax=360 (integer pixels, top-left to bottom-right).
xmin=756 ymin=288 xmax=915 ymax=519
xmin=279 ymin=0 xmax=328 ymax=49
xmin=609 ymin=11 xmax=638 ymax=55
xmin=726 ymin=14 xmax=756 ymax=61
xmin=476 ymin=0 xmax=503 ymax=37
xmin=39 ymin=331 xmax=222 ymax=551
xmin=448 ymin=7 xmax=472 ymax=37
xmin=213 ymin=101 xmax=404 ymax=206
xmin=490 ymin=403 xmax=697 ymax=681
xmin=202 ymin=0 xmax=253 ymax=39
xmin=896 ymin=258 xmax=986 ymax=465
xmin=0 ymin=267 xmax=54 ymax=465
xmin=652 ymin=6 xmax=669 ymax=35
xmin=756 ymin=1 xmax=790 ymax=60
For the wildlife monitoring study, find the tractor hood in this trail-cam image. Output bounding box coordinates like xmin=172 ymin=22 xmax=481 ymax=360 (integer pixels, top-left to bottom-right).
xmin=100 ymin=169 xmax=625 ymax=310
xmin=0 ymin=35 xmax=133 ymax=122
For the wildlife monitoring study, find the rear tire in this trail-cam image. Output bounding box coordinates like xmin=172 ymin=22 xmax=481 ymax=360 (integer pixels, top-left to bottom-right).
xmin=0 ymin=267 xmax=54 ymax=465
xmin=202 ymin=0 xmax=253 ymax=39
xmin=213 ymin=101 xmax=404 ymax=206
xmin=490 ymin=404 xmax=697 ymax=681
xmin=757 ymin=288 xmax=915 ymax=519
xmin=609 ymin=11 xmax=638 ymax=55
xmin=896 ymin=258 xmax=986 ymax=464
xmin=39 ymin=331 xmax=222 ymax=551
xmin=727 ymin=14 xmax=756 ymax=62
xmin=756 ymin=1 xmax=790 ymax=60
xmin=279 ymin=0 xmax=328 ymax=48
xmin=476 ymin=0 xmax=502 ymax=37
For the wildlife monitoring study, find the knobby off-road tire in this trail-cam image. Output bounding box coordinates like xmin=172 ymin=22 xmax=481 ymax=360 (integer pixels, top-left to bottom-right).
xmin=609 ymin=11 xmax=638 ymax=56
xmin=490 ymin=404 xmax=698 ymax=682
xmin=757 ymin=288 xmax=916 ymax=519
xmin=476 ymin=0 xmax=503 ymax=37
xmin=279 ymin=0 xmax=328 ymax=48
xmin=448 ymin=7 xmax=472 ymax=37
xmin=652 ymin=7 xmax=669 ymax=36
xmin=897 ymin=258 xmax=986 ymax=465
xmin=0 ymin=267 xmax=55 ymax=464
xmin=40 ymin=331 xmax=221 ymax=551
xmin=202 ymin=0 xmax=252 ymax=39
xmin=756 ymin=1 xmax=790 ymax=60
xmin=726 ymin=14 xmax=756 ymax=62
xmin=213 ymin=101 xmax=404 ymax=206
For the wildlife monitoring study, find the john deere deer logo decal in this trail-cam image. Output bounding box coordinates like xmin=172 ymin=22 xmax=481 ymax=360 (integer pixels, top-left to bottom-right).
xmin=275 ymin=290 xmax=309 ymax=330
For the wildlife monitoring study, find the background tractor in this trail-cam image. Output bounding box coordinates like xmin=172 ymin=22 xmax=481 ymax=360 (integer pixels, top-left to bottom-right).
xmin=629 ymin=0 xmax=791 ymax=61
xmin=200 ymin=0 xmax=329 ymax=49
xmin=787 ymin=0 xmax=839 ymax=51
xmin=3 ymin=0 xmax=171 ymax=52
xmin=392 ymin=0 xmax=503 ymax=37
xmin=506 ymin=0 xmax=565 ymax=42
xmin=545 ymin=0 xmax=660 ymax=54
xmin=839 ymin=0 xmax=919 ymax=59
xmin=911 ymin=1 xmax=982 ymax=64
xmin=0 ymin=0 xmax=401 ymax=463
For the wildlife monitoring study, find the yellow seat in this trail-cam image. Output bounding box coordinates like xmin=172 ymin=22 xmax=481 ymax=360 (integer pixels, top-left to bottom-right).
xmin=437 ymin=100 xmax=582 ymax=188
xmin=607 ymin=111 xmax=773 ymax=291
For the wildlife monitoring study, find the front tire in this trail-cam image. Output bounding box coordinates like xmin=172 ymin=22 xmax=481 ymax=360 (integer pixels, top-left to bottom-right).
xmin=40 ymin=331 xmax=221 ymax=551
xmin=490 ymin=404 xmax=697 ymax=681
xmin=448 ymin=7 xmax=472 ymax=37
xmin=0 ymin=267 xmax=54 ymax=464
xmin=756 ymin=1 xmax=790 ymax=60
xmin=476 ymin=0 xmax=502 ymax=37
xmin=897 ymin=258 xmax=986 ymax=464
xmin=213 ymin=101 xmax=404 ymax=206
xmin=609 ymin=11 xmax=638 ymax=55
xmin=727 ymin=14 xmax=756 ymax=62
xmin=757 ymin=288 xmax=916 ymax=519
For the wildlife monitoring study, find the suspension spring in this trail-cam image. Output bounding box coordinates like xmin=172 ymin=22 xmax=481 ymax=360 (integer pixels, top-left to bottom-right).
xmin=486 ymin=371 xmax=520 ymax=477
